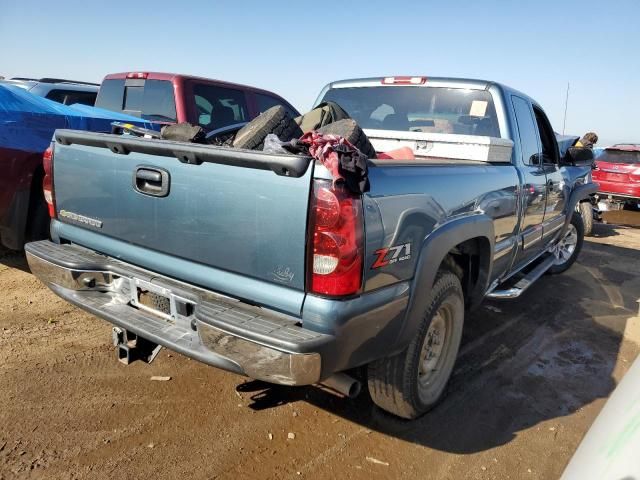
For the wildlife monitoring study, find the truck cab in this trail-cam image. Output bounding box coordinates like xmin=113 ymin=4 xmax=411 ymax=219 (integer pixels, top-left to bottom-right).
xmin=315 ymin=77 xmax=588 ymax=290
xmin=94 ymin=72 xmax=300 ymax=132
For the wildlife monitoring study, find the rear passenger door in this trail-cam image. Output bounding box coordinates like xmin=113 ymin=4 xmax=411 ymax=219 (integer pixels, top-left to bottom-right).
xmin=511 ymin=96 xmax=548 ymax=268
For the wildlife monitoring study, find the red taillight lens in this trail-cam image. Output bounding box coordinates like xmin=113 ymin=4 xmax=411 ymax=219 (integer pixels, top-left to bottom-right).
xmin=308 ymin=180 xmax=364 ymax=297
xmin=43 ymin=143 xmax=56 ymax=218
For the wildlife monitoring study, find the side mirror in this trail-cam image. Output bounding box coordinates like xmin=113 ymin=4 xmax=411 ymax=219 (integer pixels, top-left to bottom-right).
xmin=562 ymin=147 xmax=594 ymax=167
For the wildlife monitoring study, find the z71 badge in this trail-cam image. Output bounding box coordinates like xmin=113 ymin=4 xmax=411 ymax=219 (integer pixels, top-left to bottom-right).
xmin=372 ymin=243 xmax=412 ymax=269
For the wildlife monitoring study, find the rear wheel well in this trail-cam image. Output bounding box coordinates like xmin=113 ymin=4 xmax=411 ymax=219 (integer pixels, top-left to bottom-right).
xmin=440 ymin=237 xmax=491 ymax=308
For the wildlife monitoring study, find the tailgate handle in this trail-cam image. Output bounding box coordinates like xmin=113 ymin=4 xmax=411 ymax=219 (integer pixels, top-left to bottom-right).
xmin=133 ymin=166 xmax=170 ymax=197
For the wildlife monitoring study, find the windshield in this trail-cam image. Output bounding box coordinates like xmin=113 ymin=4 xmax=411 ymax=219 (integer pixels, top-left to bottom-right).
xmin=597 ymin=149 xmax=640 ymax=165
xmin=321 ymin=86 xmax=500 ymax=137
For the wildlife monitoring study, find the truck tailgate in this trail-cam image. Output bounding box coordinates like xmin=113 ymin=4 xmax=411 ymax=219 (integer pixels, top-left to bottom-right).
xmin=51 ymin=133 xmax=313 ymax=312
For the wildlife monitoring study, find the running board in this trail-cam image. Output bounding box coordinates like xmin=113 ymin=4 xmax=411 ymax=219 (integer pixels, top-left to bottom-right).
xmin=486 ymin=255 xmax=556 ymax=300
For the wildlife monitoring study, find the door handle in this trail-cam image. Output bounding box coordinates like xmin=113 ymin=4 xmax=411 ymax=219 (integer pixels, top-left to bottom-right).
xmin=133 ymin=166 xmax=170 ymax=197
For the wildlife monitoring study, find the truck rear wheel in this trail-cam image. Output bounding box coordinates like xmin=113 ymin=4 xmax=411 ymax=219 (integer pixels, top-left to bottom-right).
xmin=232 ymin=105 xmax=302 ymax=151
xmin=367 ymin=270 xmax=464 ymax=419
xmin=25 ymin=168 xmax=50 ymax=244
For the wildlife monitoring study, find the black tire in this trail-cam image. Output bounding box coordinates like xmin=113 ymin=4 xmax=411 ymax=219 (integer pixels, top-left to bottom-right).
xmin=547 ymin=211 xmax=584 ymax=274
xmin=25 ymin=169 xmax=50 ymax=243
xmin=579 ymin=201 xmax=593 ymax=236
xmin=232 ymin=106 xmax=302 ymax=151
xmin=624 ymin=201 xmax=640 ymax=212
xmin=317 ymin=119 xmax=377 ymax=159
xmin=367 ymin=270 xmax=464 ymax=419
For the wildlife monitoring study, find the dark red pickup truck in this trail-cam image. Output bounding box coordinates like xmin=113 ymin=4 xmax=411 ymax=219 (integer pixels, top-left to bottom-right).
xmin=95 ymin=72 xmax=299 ymax=132
xmin=0 ymin=72 xmax=299 ymax=250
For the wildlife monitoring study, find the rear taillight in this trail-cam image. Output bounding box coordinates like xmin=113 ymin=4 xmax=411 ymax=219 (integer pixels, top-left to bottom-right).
xmin=43 ymin=143 xmax=56 ymax=218
xmin=308 ymin=179 xmax=364 ymax=297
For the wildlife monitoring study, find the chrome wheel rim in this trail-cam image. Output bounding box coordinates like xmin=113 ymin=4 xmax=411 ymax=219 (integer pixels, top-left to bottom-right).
xmin=418 ymin=306 xmax=449 ymax=387
xmin=552 ymin=224 xmax=578 ymax=265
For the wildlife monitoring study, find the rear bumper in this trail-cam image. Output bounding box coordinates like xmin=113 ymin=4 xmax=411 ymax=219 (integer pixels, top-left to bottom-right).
xmin=596 ymin=191 xmax=640 ymax=202
xmin=25 ymin=240 xmax=410 ymax=385
xmin=593 ymin=180 xmax=640 ymax=201
xmin=25 ymin=240 xmax=325 ymax=385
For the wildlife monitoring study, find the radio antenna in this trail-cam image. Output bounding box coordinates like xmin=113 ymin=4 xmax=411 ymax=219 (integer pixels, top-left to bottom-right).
xmin=562 ymin=82 xmax=570 ymax=135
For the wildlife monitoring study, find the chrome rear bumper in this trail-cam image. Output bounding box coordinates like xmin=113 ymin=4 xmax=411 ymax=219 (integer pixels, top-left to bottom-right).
xmin=26 ymin=240 xmax=325 ymax=386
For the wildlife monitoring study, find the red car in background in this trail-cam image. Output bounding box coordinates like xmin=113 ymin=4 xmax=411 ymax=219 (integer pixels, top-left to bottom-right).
xmin=592 ymin=144 xmax=640 ymax=210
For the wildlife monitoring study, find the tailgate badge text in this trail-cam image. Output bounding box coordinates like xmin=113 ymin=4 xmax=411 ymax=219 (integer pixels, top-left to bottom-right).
xmin=59 ymin=210 xmax=103 ymax=229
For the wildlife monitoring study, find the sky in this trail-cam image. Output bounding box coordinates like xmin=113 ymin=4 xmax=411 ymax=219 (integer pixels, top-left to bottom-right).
xmin=1 ymin=0 xmax=638 ymax=146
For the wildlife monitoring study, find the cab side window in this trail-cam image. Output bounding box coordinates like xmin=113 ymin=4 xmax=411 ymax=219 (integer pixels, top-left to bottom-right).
xmin=533 ymin=106 xmax=559 ymax=164
xmin=255 ymin=93 xmax=299 ymax=118
xmin=192 ymin=84 xmax=248 ymax=131
xmin=512 ymin=96 xmax=541 ymax=166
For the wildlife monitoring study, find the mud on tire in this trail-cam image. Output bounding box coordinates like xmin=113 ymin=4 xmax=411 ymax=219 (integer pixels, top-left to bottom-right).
xmin=232 ymin=106 xmax=302 ymax=151
xmin=317 ymin=119 xmax=377 ymax=159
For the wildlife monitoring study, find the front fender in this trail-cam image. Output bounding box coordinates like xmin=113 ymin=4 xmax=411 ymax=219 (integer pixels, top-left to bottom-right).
xmin=392 ymin=214 xmax=495 ymax=351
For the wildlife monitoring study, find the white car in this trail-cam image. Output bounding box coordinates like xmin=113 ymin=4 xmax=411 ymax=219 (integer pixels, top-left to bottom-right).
xmin=561 ymin=355 xmax=640 ymax=479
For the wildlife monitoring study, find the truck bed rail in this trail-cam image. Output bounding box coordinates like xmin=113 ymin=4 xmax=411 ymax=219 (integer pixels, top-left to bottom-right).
xmin=54 ymin=129 xmax=312 ymax=177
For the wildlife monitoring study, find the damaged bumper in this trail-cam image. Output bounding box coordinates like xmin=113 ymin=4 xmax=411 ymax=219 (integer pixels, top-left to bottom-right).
xmin=25 ymin=240 xmax=325 ymax=386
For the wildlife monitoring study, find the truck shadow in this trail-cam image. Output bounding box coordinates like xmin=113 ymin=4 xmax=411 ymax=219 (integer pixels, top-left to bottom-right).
xmin=0 ymin=247 xmax=30 ymax=273
xmin=590 ymin=222 xmax=621 ymax=239
xmin=240 ymin=240 xmax=639 ymax=454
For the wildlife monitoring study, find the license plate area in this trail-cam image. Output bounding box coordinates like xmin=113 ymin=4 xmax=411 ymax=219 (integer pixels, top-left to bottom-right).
xmin=128 ymin=278 xmax=195 ymax=329
xmin=603 ymin=172 xmax=628 ymax=182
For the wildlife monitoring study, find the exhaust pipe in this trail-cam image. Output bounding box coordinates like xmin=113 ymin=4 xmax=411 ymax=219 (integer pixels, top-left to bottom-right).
xmin=320 ymin=373 xmax=362 ymax=398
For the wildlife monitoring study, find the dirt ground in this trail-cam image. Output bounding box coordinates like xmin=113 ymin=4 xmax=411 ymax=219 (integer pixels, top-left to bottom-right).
xmin=1 ymin=216 xmax=640 ymax=480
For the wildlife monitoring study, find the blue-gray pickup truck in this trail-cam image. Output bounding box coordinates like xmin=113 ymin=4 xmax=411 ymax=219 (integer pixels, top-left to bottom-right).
xmin=26 ymin=76 xmax=597 ymax=419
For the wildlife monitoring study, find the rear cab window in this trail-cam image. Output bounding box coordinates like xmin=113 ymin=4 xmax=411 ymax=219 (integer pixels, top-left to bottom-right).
xmin=320 ymin=86 xmax=500 ymax=137
xmin=95 ymin=78 xmax=177 ymax=122
xmin=188 ymin=82 xmax=248 ymax=131
xmin=95 ymin=79 xmax=125 ymax=112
